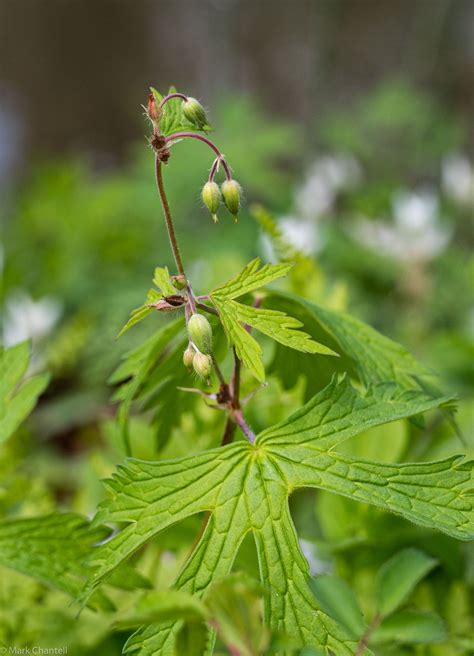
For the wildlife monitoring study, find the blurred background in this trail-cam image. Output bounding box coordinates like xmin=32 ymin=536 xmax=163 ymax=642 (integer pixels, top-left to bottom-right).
xmin=1 ymin=0 xmax=473 ymax=653
xmin=2 ymin=0 xmax=473 ymax=425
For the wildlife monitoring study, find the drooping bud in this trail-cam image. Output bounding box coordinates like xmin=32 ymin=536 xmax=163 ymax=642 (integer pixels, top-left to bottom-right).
xmin=183 ymin=346 xmax=195 ymax=369
xmin=193 ymin=352 xmax=212 ymax=381
xmin=201 ymin=181 xmax=221 ymax=222
xmin=172 ymin=274 xmax=187 ymax=290
xmin=183 ymin=97 xmax=208 ymax=130
xmin=148 ymin=88 xmax=162 ymax=125
xmin=187 ymin=313 xmax=213 ymax=354
xmin=221 ymin=179 xmax=242 ymax=217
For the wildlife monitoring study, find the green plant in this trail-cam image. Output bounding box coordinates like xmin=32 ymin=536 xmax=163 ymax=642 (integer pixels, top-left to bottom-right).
xmin=0 ymin=89 xmax=472 ymax=656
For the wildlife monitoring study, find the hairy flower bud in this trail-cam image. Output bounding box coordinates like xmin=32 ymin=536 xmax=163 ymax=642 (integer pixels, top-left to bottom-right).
xmin=221 ymin=179 xmax=242 ymax=217
xmin=193 ymin=352 xmax=212 ymax=380
xmin=201 ymin=181 xmax=221 ymax=222
xmin=183 ymin=97 xmax=208 ymax=130
xmin=172 ymin=274 xmax=187 ymax=290
xmin=187 ymin=313 xmax=213 ymax=354
xmin=183 ymin=346 xmax=195 ymax=369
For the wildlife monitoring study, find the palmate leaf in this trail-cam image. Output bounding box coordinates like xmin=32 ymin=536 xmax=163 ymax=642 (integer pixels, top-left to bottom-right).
xmin=210 ymin=259 xmax=337 ymax=382
xmin=0 ymin=341 xmax=49 ymax=443
xmin=82 ymin=377 xmax=473 ymax=655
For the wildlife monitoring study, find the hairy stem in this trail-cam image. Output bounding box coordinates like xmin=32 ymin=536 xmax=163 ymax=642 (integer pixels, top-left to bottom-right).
xmin=155 ymin=156 xmax=186 ymax=277
xmin=232 ymin=409 xmax=256 ymax=444
xmin=196 ymin=301 xmax=219 ymax=316
xmin=159 ymin=92 xmax=188 ymax=108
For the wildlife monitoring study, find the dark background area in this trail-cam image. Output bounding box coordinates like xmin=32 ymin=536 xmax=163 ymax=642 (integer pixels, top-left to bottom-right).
xmin=1 ymin=0 xmax=473 ymax=184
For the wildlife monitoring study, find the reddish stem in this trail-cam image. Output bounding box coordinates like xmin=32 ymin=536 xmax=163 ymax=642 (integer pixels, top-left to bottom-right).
xmin=159 ymin=92 xmax=188 ymax=108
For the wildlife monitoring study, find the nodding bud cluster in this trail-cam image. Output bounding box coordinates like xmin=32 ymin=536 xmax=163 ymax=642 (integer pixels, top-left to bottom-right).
xmin=221 ymin=179 xmax=241 ymax=217
xmin=192 ymin=352 xmax=212 ymax=381
xmin=201 ymin=178 xmax=242 ymax=222
xmin=183 ymin=97 xmax=208 ymax=130
xmin=187 ymin=313 xmax=213 ymax=355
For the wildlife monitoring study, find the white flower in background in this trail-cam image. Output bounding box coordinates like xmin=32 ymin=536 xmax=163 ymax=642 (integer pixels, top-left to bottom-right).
xmin=278 ymin=215 xmax=324 ymax=255
xmin=295 ymin=154 xmax=362 ymax=220
xmin=442 ymin=154 xmax=474 ymax=206
xmin=261 ymin=154 xmax=362 ymax=259
xmin=3 ymin=290 xmax=62 ymax=347
xmin=351 ymin=188 xmax=451 ymax=262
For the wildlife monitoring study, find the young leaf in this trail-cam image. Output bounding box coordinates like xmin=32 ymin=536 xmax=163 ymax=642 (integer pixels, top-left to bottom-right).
xmin=0 ymin=342 xmax=49 ymax=443
xmin=211 ymin=257 xmax=293 ymax=300
xmin=82 ymin=377 xmax=472 ymax=655
xmin=371 ymin=610 xmax=446 ymax=644
xmin=210 ymin=260 xmax=337 ymax=381
xmin=308 ymin=574 xmax=366 ymax=640
xmin=375 ymin=548 xmax=438 ymax=617
xmin=118 ymin=265 xmax=185 ymax=337
xmin=153 ymin=266 xmax=176 ymax=297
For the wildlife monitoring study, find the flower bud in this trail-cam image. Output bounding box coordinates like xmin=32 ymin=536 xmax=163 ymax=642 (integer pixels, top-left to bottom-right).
xmin=183 ymin=346 xmax=195 ymax=369
xmin=221 ymin=179 xmax=242 ymax=217
xmin=172 ymin=274 xmax=187 ymax=290
xmin=148 ymin=88 xmax=162 ymax=124
xmin=187 ymin=313 xmax=213 ymax=354
xmin=193 ymin=352 xmax=212 ymax=380
xmin=201 ymin=181 xmax=221 ymax=222
xmin=183 ymin=97 xmax=208 ymax=130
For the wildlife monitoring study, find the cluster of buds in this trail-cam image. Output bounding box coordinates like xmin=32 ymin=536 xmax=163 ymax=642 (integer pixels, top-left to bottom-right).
xmin=183 ymin=313 xmax=214 ymax=382
xmin=147 ymin=88 xmax=243 ymax=224
xmin=202 ymin=176 xmax=242 ymax=223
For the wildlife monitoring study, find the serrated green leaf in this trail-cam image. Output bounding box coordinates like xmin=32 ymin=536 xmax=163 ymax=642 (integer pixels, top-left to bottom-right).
xmin=153 ymin=266 xmax=176 ymax=296
xmin=375 ymin=548 xmax=438 ymax=617
xmin=308 ymin=575 xmax=366 ymax=639
xmin=211 ymin=258 xmax=293 ymax=300
xmin=0 ymin=342 xmax=49 ymax=443
xmin=371 ymin=610 xmax=446 ymax=644
xmin=118 ymin=306 xmax=156 ymax=338
xmin=233 ymin=302 xmax=337 ymax=356
xmin=212 ymin=299 xmax=265 ymax=381
xmin=82 ymin=376 xmax=472 ymax=655
xmin=210 ymin=260 xmax=336 ymax=381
